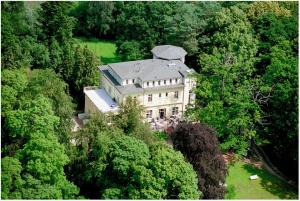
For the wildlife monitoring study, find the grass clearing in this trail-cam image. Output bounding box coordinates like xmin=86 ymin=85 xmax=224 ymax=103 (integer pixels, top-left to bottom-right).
xmin=226 ymin=161 xmax=298 ymax=199
xmin=75 ymin=37 xmax=122 ymax=64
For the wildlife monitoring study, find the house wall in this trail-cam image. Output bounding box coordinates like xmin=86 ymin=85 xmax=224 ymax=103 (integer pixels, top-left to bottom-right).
xmin=101 ymin=73 xmax=123 ymax=104
xmin=143 ymin=78 xmax=181 ymax=88
xmin=143 ymin=103 xmax=183 ymax=120
xmin=98 ymin=68 xmax=195 ymax=120
xmin=122 ymin=93 xmax=143 ymax=103
xmin=122 ymin=79 xmax=135 ymax=85
xmin=182 ymin=76 xmax=196 ymax=112
xmin=84 ymin=94 xmax=100 ymax=114
xmin=142 ymin=88 xmax=183 ymax=107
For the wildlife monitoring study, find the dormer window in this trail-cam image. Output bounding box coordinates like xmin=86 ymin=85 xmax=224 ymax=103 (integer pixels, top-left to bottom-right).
xmin=164 ymin=80 xmax=166 ymax=85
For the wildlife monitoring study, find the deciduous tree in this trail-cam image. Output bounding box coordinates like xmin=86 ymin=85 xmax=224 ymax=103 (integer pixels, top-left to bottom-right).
xmin=172 ymin=122 xmax=227 ymax=199
xmin=192 ymin=6 xmax=261 ymax=154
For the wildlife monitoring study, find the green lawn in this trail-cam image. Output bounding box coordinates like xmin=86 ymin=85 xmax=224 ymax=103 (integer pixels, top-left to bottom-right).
xmin=226 ymin=161 xmax=298 ymax=199
xmin=75 ymin=37 xmax=122 ymax=64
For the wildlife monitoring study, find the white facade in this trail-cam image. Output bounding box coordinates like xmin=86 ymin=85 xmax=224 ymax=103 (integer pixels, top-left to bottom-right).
xmin=84 ymin=45 xmax=196 ymax=120
xmin=97 ymin=71 xmax=196 ymax=120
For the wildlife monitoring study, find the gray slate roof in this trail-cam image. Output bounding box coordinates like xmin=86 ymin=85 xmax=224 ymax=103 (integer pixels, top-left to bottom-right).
xmin=151 ymin=45 xmax=187 ymax=60
xmin=99 ymin=62 xmax=190 ymax=95
xmin=100 ymin=59 xmax=192 ymax=82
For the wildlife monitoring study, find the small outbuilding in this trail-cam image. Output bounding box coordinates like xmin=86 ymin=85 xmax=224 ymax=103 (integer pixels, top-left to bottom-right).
xmin=84 ymin=87 xmax=119 ymax=114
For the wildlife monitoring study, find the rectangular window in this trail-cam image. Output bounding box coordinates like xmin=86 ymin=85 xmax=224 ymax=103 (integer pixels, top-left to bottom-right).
xmin=153 ymin=81 xmax=155 ymax=86
xmin=158 ymin=80 xmax=161 ymax=85
xmin=159 ymin=93 xmax=161 ymax=98
xmin=132 ymin=79 xmax=135 ymax=83
xmin=147 ymin=82 xmax=149 ymax=86
xmin=172 ymin=107 xmax=179 ymax=115
xmin=146 ymin=110 xmax=152 ymax=118
xmin=148 ymin=94 xmax=152 ymax=102
xmin=174 ymin=91 xmax=179 ymax=99
xmin=126 ymin=80 xmax=128 ymax=84
xmin=175 ymin=78 xmax=178 ymax=83
xmin=164 ymin=80 xmax=166 ymax=85
xmin=166 ymin=92 xmax=168 ymax=97
xmin=170 ymin=79 xmax=172 ymax=84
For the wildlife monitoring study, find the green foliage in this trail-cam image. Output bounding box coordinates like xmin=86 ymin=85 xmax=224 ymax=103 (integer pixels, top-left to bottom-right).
xmin=153 ymin=131 xmax=168 ymax=141
xmin=74 ymin=46 xmax=99 ymax=91
xmin=71 ymin=2 xmax=115 ymax=38
xmin=246 ymin=2 xmax=291 ymax=23
xmin=2 ymin=1 xmax=299 ymax=199
xmin=225 ymin=185 xmax=236 ymax=199
xmin=72 ymin=2 xmax=223 ymax=62
xmin=2 ymin=68 xmax=75 ymax=147
xmin=2 ymin=97 xmax=80 ymax=199
xmin=255 ymin=13 xmax=298 ymax=58
xmin=117 ymin=40 xmax=145 ymax=61
xmin=38 ymin=2 xmax=75 ymax=44
xmin=1 ymin=2 xmax=33 ymax=69
xmin=1 ymin=69 xmax=80 ymax=199
xmin=250 ymin=7 xmax=298 ymax=179
xmin=25 ymin=69 xmax=75 ymax=143
xmin=115 ymin=96 xmax=155 ymax=144
xmin=116 ymin=96 xmax=144 ymax=134
xmin=172 ymin=122 xmax=227 ymax=199
xmin=30 ymin=43 xmax=50 ymax=69
xmin=192 ymin=6 xmax=261 ymax=154
xmin=17 ymin=133 xmax=68 ymax=182
xmin=1 ymin=69 xmax=28 ymax=114
xmin=71 ymin=45 xmax=99 ymax=104
xmin=1 ymin=157 xmax=23 ymax=199
xmin=5 ymin=96 xmax=59 ymax=139
xmin=261 ymin=40 xmax=298 ymax=177
xmin=68 ymin=114 xmax=200 ymax=199
xmin=48 ymin=38 xmax=63 ymax=72
xmin=150 ymin=143 xmax=201 ymax=199
xmin=100 ymin=136 xmax=200 ymax=199
xmin=165 ymin=2 xmax=222 ymax=55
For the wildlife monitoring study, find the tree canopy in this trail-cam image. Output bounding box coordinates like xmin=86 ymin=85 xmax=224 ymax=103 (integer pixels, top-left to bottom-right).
xmin=68 ymin=114 xmax=201 ymax=199
xmin=2 ymin=1 xmax=298 ymax=198
xmin=172 ymin=122 xmax=227 ymax=199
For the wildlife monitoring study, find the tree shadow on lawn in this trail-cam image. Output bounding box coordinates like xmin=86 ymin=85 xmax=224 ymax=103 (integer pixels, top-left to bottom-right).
xmin=242 ymin=164 xmax=298 ymax=199
xmin=101 ymin=56 xmax=122 ymax=64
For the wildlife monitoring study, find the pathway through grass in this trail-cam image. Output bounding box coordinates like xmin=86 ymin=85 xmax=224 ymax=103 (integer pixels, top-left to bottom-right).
xmin=226 ymin=161 xmax=298 ymax=199
xmin=75 ymin=37 xmax=122 ymax=64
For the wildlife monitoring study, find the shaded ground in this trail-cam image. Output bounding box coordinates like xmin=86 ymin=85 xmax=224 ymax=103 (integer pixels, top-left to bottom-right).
xmin=75 ymin=37 xmax=122 ymax=64
xmin=226 ymin=161 xmax=298 ymax=199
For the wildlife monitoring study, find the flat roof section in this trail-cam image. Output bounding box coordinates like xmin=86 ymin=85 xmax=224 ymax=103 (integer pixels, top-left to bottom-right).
xmin=84 ymin=88 xmax=119 ymax=113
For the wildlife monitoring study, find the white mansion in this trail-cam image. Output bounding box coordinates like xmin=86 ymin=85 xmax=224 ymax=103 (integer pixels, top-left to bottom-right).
xmin=84 ymin=45 xmax=196 ymax=120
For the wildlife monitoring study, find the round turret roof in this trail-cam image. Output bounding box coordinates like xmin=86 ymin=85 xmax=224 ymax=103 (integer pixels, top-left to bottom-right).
xmin=151 ymin=45 xmax=187 ymax=60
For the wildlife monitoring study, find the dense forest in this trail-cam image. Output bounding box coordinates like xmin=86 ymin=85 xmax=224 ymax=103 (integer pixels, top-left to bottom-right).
xmin=1 ymin=1 xmax=298 ymax=199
